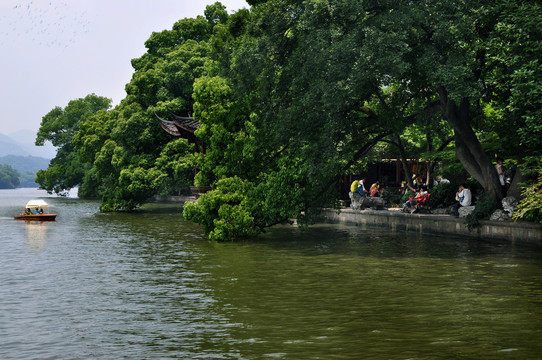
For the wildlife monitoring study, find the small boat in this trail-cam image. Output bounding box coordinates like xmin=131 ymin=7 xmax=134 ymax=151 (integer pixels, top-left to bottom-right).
xmin=14 ymin=199 xmax=57 ymax=221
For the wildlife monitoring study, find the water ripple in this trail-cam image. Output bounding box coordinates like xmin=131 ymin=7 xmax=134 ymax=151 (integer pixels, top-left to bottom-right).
xmin=1 ymin=190 xmax=542 ymax=359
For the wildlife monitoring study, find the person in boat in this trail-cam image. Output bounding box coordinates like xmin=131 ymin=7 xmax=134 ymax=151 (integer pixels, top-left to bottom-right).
xmin=34 ymin=209 xmax=40 ymax=215
xmin=39 ymin=208 xmax=44 ymax=214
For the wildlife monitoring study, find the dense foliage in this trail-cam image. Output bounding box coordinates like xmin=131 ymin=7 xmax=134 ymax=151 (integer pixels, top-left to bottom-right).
xmin=36 ymin=1 xmax=542 ymax=239
xmin=513 ymin=169 xmax=542 ymax=227
xmin=35 ymin=94 xmax=112 ymax=196
xmin=0 ymin=164 xmax=20 ymax=189
xmin=0 ymin=155 xmax=50 ymax=187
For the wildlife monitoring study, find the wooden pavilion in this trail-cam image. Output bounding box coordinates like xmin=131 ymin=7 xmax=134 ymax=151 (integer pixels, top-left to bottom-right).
xmin=155 ymin=112 xmax=202 ymax=148
xmin=155 ymin=112 xmax=209 ymax=196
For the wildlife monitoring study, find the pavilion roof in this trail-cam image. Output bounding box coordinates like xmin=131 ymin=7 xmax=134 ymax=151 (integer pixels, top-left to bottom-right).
xmin=155 ymin=112 xmax=200 ymax=141
xmin=170 ymin=113 xmax=200 ymax=132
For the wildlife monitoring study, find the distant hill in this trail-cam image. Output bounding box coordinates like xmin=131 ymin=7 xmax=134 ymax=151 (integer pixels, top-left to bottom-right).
xmin=0 ymin=155 xmax=50 ymax=188
xmin=0 ymin=133 xmax=31 ymax=157
xmin=5 ymin=130 xmax=57 ymax=159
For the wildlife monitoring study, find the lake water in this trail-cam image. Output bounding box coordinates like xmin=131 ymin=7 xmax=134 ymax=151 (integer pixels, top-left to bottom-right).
xmin=1 ymin=188 xmax=542 ymax=359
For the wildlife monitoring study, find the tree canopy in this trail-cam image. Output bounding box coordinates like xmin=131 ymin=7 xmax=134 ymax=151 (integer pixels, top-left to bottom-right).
xmin=35 ymin=94 xmax=112 ymax=196
xmin=0 ymin=164 xmax=20 ymax=189
xmin=37 ymin=1 xmax=542 ymax=237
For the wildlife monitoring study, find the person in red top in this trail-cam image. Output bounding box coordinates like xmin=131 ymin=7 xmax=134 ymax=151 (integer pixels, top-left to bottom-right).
xmin=369 ymin=182 xmax=380 ymax=197
xmin=403 ymin=185 xmax=429 ymax=213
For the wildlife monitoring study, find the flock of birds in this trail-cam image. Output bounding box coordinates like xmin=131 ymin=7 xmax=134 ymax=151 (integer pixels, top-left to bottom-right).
xmin=0 ymin=0 xmax=91 ymax=49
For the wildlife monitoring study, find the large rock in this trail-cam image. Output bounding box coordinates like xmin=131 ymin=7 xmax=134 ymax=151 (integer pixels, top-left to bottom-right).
xmin=502 ymin=196 xmax=518 ymax=217
xmin=458 ymin=205 xmax=476 ymax=218
xmin=432 ymin=207 xmax=450 ymax=215
xmin=490 ymin=209 xmax=510 ymax=221
xmin=349 ymin=192 xmax=386 ymax=210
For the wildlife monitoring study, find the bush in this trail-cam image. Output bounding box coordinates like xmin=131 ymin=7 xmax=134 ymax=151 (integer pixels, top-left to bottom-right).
xmin=466 ymin=193 xmax=498 ymax=231
xmin=513 ymin=168 xmax=542 ymax=227
xmin=428 ymin=182 xmax=458 ymax=208
xmin=400 ymin=189 xmax=415 ymax=205
xmin=429 ymin=179 xmax=483 ymax=209
xmin=380 ymin=187 xmax=403 ymax=207
xmin=183 ymin=176 xmax=260 ymax=241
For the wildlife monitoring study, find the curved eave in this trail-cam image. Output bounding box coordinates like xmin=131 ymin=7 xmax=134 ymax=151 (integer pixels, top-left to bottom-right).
xmin=172 ymin=120 xmax=197 ymax=134
xmin=160 ymin=123 xmax=181 ymax=137
xmin=155 ymin=112 xmax=201 ymax=142
xmin=170 ymin=112 xmax=200 ymax=131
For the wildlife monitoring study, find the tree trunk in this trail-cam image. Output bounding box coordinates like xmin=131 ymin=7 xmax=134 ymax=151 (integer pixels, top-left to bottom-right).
xmin=438 ymin=87 xmax=503 ymax=202
xmin=394 ymin=134 xmax=413 ymax=186
xmin=425 ymin=130 xmax=433 ymax=186
xmin=507 ymin=166 xmax=526 ymax=199
xmin=310 ymin=132 xmax=392 ymax=206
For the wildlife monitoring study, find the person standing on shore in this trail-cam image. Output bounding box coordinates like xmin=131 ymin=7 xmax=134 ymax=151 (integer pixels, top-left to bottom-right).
xmin=495 ymin=158 xmax=505 ymax=187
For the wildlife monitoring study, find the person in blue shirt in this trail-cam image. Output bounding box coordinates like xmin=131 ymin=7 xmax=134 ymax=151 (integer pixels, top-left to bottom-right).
xmin=355 ymin=178 xmax=367 ymax=196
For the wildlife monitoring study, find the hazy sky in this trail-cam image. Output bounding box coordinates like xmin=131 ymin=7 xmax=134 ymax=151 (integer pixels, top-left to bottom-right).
xmin=0 ymin=0 xmax=248 ymax=135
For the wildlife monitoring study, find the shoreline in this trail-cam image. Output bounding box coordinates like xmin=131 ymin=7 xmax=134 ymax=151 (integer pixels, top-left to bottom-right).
xmin=321 ymin=208 xmax=542 ymax=246
xmin=148 ymin=194 xmax=541 ymax=245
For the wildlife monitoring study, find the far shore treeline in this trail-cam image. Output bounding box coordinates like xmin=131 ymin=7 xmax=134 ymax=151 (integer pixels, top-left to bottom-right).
xmin=35 ymin=1 xmax=542 ymax=240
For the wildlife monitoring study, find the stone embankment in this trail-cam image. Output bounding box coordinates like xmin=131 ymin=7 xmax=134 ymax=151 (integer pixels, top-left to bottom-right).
xmin=151 ymin=192 xmax=541 ymax=245
xmin=321 ymin=208 xmax=541 ymax=245
xmin=151 ymin=194 xmax=195 ymax=203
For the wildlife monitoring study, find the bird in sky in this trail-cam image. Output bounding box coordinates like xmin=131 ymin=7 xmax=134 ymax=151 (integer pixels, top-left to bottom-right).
xmin=1 ymin=0 xmax=92 ymax=49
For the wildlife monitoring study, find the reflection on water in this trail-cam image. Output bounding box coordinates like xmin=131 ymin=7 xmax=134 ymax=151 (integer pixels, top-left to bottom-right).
xmin=1 ymin=189 xmax=541 ymax=359
xmin=24 ymin=221 xmax=52 ymax=251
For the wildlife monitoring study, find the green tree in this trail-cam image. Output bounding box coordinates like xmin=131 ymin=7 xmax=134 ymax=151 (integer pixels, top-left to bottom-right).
xmin=513 ymin=168 xmax=542 ymax=227
xmin=33 ymin=1 xmax=542 ymax=238
xmin=0 ymin=164 xmax=20 ymax=189
xmin=184 ymin=176 xmax=261 ymax=240
xmin=376 ymin=0 xmax=541 ymax=200
xmin=35 ymin=94 xmax=112 ymax=196
xmin=184 ymin=0 xmax=542 ymax=240
xmin=184 ymin=0 xmax=399 ymax=239
xmin=483 ymin=0 xmax=542 ymax=176
xmin=71 ymin=9 xmax=223 ymax=210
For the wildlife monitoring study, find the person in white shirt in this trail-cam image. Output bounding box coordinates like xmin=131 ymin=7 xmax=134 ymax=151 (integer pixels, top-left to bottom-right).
xmin=355 ymin=178 xmax=367 ymax=197
xmin=495 ymin=158 xmax=505 ymax=186
xmin=452 ymin=183 xmax=472 ymax=217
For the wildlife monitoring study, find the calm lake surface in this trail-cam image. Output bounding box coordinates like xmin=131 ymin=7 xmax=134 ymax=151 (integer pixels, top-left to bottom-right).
xmin=1 ymin=188 xmax=542 ymax=359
